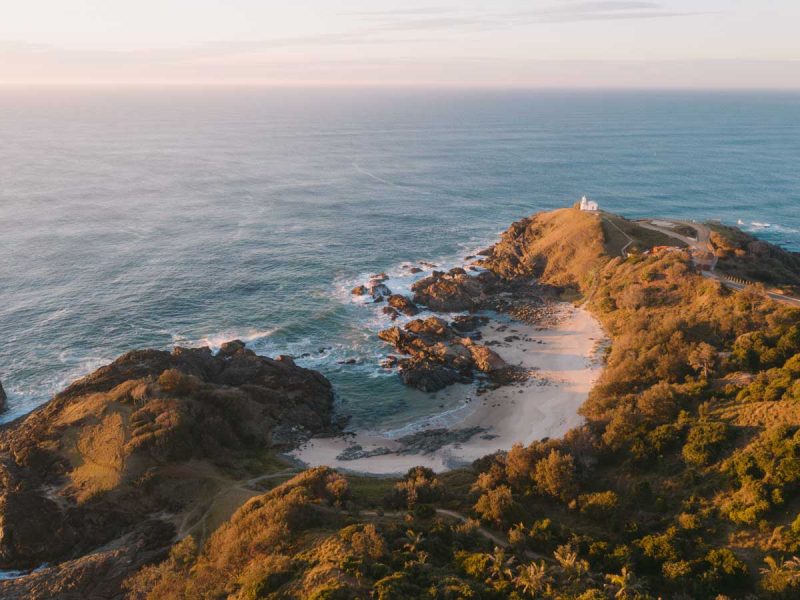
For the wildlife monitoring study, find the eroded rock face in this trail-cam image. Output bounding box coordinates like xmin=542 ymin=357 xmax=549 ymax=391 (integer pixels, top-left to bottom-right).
xmin=0 ymin=379 xmax=6 ymax=412
xmin=0 ymin=343 xmax=336 ymax=588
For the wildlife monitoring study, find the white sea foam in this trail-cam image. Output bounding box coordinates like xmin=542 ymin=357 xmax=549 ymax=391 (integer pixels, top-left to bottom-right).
xmin=172 ymin=328 xmax=278 ymax=352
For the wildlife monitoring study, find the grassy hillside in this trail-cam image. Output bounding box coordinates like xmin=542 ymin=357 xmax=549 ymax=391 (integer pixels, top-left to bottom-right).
xmin=127 ymin=211 xmax=800 ymax=600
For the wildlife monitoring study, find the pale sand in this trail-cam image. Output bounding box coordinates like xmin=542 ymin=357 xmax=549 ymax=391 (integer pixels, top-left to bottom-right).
xmin=290 ymin=304 xmax=606 ymax=475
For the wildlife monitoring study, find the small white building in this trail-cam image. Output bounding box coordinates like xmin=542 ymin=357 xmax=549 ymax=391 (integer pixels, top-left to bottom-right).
xmin=579 ymin=195 xmax=599 ymax=211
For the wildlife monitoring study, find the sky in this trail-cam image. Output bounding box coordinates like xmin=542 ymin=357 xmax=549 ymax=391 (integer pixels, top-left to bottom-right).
xmin=1 ymin=1 xmax=799 ymax=88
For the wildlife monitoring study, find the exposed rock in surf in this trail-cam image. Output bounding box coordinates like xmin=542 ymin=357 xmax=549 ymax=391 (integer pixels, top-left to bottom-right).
xmin=0 ymin=379 xmax=6 ymax=412
xmin=411 ymin=269 xmax=485 ymax=312
xmin=378 ymin=317 xmax=512 ymax=392
xmin=382 ymin=306 xmax=400 ymax=320
xmin=369 ymin=282 xmax=392 ymax=301
xmin=387 ymin=294 xmax=419 ymax=316
xmin=218 ymin=338 xmax=249 ymax=358
xmin=351 ymin=285 xmax=368 ymax=295
xmin=381 ymin=356 xmax=398 ymax=368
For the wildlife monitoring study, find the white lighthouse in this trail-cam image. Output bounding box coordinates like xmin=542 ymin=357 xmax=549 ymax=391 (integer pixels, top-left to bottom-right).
xmin=579 ymin=195 xmax=599 ymax=211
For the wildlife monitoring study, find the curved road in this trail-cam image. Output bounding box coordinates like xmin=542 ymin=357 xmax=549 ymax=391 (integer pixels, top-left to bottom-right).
xmin=635 ymin=218 xmax=800 ymax=308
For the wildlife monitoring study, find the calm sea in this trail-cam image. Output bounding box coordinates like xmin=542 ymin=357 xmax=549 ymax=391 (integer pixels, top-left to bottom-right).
xmin=1 ymin=88 xmax=798 ymax=426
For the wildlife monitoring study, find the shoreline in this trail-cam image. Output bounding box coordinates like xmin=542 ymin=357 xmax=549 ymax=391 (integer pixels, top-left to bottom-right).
xmin=290 ymin=302 xmax=606 ymax=475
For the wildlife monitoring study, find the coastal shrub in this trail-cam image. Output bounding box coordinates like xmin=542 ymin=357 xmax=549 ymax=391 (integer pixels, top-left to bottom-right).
xmin=386 ymin=466 xmax=443 ymax=510
xmin=505 ymin=442 xmax=538 ymax=489
xmin=759 ymin=555 xmax=800 ymax=596
xmin=455 ymin=550 xmax=492 ymax=579
xmin=157 ymin=368 xmax=201 ymax=396
xmin=719 ymin=478 xmax=771 ymax=525
xmin=682 ymin=421 xmax=729 ymax=466
xmin=474 ymin=485 xmax=515 ymax=526
xmin=533 ymin=450 xmax=578 ymax=501
xmin=579 ymin=491 xmax=619 ymax=521
xmin=700 ymin=548 xmax=749 ymax=594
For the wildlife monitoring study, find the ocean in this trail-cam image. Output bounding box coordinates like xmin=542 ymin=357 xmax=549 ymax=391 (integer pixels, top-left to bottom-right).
xmin=1 ymin=88 xmax=799 ymax=427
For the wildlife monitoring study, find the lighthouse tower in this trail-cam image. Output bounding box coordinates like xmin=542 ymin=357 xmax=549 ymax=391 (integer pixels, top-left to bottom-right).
xmin=579 ymin=196 xmax=599 ymax=211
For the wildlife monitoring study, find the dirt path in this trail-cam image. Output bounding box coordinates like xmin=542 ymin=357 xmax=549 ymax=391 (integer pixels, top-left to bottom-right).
xmin=176 ymin=467 xmax=300 ymax=540
xmin=601 ymin=215 xmax=634 ymax=257
xmin=434 ymin=508 xmax=550 ymax=562
xmin=359 ymin=507 xmax=550 ymax=562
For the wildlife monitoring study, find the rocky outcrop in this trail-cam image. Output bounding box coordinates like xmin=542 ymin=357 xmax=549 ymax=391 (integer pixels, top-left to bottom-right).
xmin=411 ymin=268 xmax=487 ymax=312
xmin=369 ymin=282 xmax=392 ymax=301
xmin=378 ymin=317 xmax=512 ymax=392
xmin=0 ymin=342 xmax=336 ymax=594
xmin=476 ymin=208 xmax=606 ymax=292
xmin=0 ymin=379 xmax=6 ymax=412
xmin=0 ymin=520 xmax=173 ymax=600
xmin=387 ymin=294 xmax=419 ymax=316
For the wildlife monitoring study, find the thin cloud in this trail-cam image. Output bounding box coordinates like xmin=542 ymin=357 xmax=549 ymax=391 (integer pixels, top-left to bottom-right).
xmin=519 ymin=1 xmax=708 ymax=23
xmin=345 ymin=2 xmax=706 ymax=36
xmin=342 ymin=7 xmax=453 ymax=17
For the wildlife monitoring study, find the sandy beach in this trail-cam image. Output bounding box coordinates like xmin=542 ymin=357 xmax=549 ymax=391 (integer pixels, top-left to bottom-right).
xmin=291 ymin=303 xmax=606 ymax=475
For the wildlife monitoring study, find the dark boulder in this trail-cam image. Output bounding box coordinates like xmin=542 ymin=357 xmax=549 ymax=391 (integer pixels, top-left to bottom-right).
xmin=369 ymin=282 xmax=392 ymax=300
xmin=218 ymin=339 xmax=247 ymax=358
xmin=405 ymin=316 xmax=449 ymax=338
xmin=399 ymin=363 xmax=470 ymax=392
xmin=451 ymin=315 xmax=489 ymax=333
xmin=387 ymin=294 xmax=419 ymax=316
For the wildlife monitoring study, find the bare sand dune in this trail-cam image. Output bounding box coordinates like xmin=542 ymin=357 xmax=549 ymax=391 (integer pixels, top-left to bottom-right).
xmin=291 ymin=304 xmax=606 ymax=475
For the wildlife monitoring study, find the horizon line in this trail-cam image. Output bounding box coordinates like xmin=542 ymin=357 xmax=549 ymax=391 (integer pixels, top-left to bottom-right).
xmin=2 ymin=81 xmax=800 ymax=92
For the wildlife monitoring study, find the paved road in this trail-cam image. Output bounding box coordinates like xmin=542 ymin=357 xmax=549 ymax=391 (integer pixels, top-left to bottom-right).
xmin=635 ymin=219 xmax=800 ymax=308
xmin=635 ymin=219 xmax=717 ymax=269
xmin=701 ymin=271 xmax=800 ymax=308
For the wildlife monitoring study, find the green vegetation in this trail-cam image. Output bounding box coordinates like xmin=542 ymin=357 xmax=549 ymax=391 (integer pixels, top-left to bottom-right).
xmin=127 ymin=213 xmax=800 ymax=599
xmin=708 ymin=222 xmax=800 ymax=295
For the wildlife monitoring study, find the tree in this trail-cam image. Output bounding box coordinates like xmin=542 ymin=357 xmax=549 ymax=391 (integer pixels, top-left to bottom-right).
xmin=688 ymin=342 xmax=717 ymax=379
xmin=487 ymin=547 xmax=516 ymax=583
xmin=534 ymin=450 xmax=578 ymax=501
xmin=605 ymin=566 xmax=644 ymax=599
xmin=515 ymin=561 xmax=552 ymax=597
xmin=554 ymin=545 xmax=589 ymax=582
xmin=474 ymin=485 xmax=514 ymax=526
xmin=760 ymin=555 xmax=800 ymax=594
